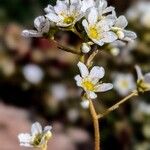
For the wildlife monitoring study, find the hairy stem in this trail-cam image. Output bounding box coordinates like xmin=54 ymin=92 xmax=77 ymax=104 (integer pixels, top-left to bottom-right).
xmin=53 ymin=40 xmax=82 ymax=55
xmin=89 ymin=99 xmax=100 ymax=150
xmin=97 ymin=90 xmax=138 ymax=119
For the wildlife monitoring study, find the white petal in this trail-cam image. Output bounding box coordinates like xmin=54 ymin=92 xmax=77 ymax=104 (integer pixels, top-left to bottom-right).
xmin=44 ymin=5 xmax=54 ymax=13
xmin=88 ymin=7 xmax=98 ymax=25
xmin=82 ymin=19 xmax=89 ymax=29
xmin=89 ymin=66 xmax=105 ymax=80
xmin=45 ymin=13 xmax=61 ymax=23
xmin=95 ymin=83 xmax=113 ymax=92
xmin=31 ymin=122 xmax=42 ymax=135
xmin=93 ymin=39 xmax=104 ymax=46
xmin=18 ymin=133 xmax=32 ymax=143
xmin=22 ymin=30 xmax=42 ymax=37
xmin=144 ymin=73 xmax=150 ymax=83
xmin=54 ymin=1 xmax=67 ymax=14
xmin=103 ymin=6 xmax=115 ymax=14
xmin=115 ymin=16 xmax=128 ymax=28
xmin=102 ymin=31 xmax=117 ymax=43
xmin=81 ymin=0 xmax=95 ymax=12
xmin=77 ymin=62 xmax=89 ymax=78
xmin=87 ymin=91 xmax=97 ymax=99
xmin=34 ymin=16 xmax=45 ymax=30
xmin=44 ymin=126 xmax=52 ymax=132
xmin=74 ymin=75 xmax=82 ymax=87
xmin=123 ymin=30 xmax=137 ymax=41
xmin=135 ymin=65 xmax=144 ymax=80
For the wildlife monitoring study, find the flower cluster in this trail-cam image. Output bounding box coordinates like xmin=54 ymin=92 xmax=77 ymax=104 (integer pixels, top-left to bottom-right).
xmin=22 ymin=0 xmax=136 ymax=50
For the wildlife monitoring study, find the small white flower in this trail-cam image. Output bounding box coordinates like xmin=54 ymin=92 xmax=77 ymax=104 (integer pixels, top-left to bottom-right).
xmin=138 ymin=101 xmax=150 ymax=115
xmin=82 ymin=7 xmax=117 ymax=46
xmin=22 ymin=64 xmax=44 ymax=84
xmin=75 ymin=62 xmax=113 ymax=99
xmin=113 ymin=73 xmax=136 ymax=96
xmin=126 ymin=1 xmax=150 ymax=28
xmin=45 ymin=0 xmax=84 ymax=27
xmin=51 ymin=83 xmax=68 ymax=101
xmin=18 ymin=122 xmax=52 ymax=148
xmin=22 ymin=16 xmax=50 ymax=37
xmin=135 ymin=65 xmax=150 ymax=92
xmin=112 ymin=15 xmax=137 ymax=41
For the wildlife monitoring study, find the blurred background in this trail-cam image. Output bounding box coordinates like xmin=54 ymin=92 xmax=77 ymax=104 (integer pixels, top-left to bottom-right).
xmin=0 ymin=0 xmax=150 ymax=149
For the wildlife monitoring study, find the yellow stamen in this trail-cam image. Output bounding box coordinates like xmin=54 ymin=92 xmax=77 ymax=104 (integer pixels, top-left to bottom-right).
xmin=120 ymin=80 xmax=129 ymax=89
xmin=63 ymin=16 xmax=74 ymax=24
xmin=82 ymin=80 xmax=95 ymax=91
xmin=88 ymin=26 xmax=100 ymax=39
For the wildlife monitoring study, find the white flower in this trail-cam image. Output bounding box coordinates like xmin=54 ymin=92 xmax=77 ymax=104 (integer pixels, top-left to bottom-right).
xmin=45 ymin=0 xmax=84 ymax=27
xmin=18 ymin=122 xmax=52 ymax=148
xmin=135 ymin=65 xmax=150 ymax=92
xmin=51 ymin=84 xmax=68 ymax=101
xmin=22 ymin=64 xmax=44 ymax=84
xmin=113 ymin=73 xmax=136 ymax=96
xmin=135 ymin=65 xmax=150 ymax=83
xmin=75 ymin=62 xmax=113 ymax=99
xmin=22 ymin=16 xmax=50 ymax=37
xmin=126 ymin=1 xmax=150 ymax=28
xmin=138 ymin=101 xmax=150 ymax=115
xmin=82 ymin=7 xmax=117 ymax=46
xmin=112 ymin=15 xmax=137 ymax=41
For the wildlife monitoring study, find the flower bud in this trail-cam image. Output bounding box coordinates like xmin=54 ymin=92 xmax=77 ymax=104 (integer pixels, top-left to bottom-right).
xmin=81 ymin=43 xmax=91 ymax=53
xmin=117 ymin=30 xmax=125 ymax=39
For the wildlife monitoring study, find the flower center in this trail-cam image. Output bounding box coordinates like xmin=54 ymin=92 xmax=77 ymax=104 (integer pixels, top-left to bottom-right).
xmin=88 ymin=27 xmax=100 ymax=39
xmin=63 ymin=16 xmax=74 ymax=24
xmin=120 ymin=80 xmax=129 ymax=89
xmin=82 ymin=80 xmax=95 ymax=91
xmin=33 ymin=133 xmax=43 ymax=146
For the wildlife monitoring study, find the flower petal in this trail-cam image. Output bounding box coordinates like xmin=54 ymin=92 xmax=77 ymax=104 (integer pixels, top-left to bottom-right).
xmin=115 ymin=16 xmax=128 ymax=28
xmin=18 ymin=133 xmax=32 ymax=144
xmin=102 ymin=31 xmax=117 ymax=43
xmin=22 ymin=30 xmax=42 ymax=37
xmin=88 ymin=7 xmax=98 ymax=25
xmin=45 ymin=13 xmax=61 ymax=23
xmin=77 ymin=62 xmax=89 ymax=78
xmin=144 ymin=73 xmax=150 ymax=83
xmin=87 ymin=91 xmax=97 ymax=99
xmin=89 ymin=66 xmax=105 ymax=81
xmin=135 ymin=65 xmax=144 ymax=80
xmin=95 ymin=83 xmax=113 ymax=92
xmin=123 ymin=30 xmax=137 ymax=41
xmin=74 ymin=75 xmax=83 ymax=87
xmin=54 ymin=1 xmax=67 ymax=15
xmin=44 ymin=126 xmax=52 ymax=132
xmin=44 ymin=5 xmax=54 ymax=13
xmin=31 ymin=122 xmax=42 ymax=135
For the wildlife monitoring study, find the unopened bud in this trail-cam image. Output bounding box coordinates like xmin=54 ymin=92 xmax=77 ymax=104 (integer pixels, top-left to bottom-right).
xmin=81 ymin=43 xmax=91 ymax=53
xmin=117 ymin=30 xmax=125 ymax=39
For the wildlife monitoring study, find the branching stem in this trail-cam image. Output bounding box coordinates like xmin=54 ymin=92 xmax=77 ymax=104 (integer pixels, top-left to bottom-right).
xmin=97 ymin=90 xmax=138 ymax=119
